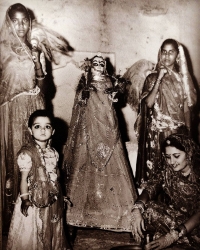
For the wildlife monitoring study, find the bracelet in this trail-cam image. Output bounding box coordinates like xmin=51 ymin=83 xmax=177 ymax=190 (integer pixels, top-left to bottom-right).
xmin=36 ymin=76 xmax=45 ymax=80
xmin=131 ymin=200 xmax=145 ymax=214
xmin=176 ymin=224 xmax=187 ymax=238
xmin=20 ymin=193 xmax=29 ymax=198
xmin=156 ymin=78 xmax=161 ymax=84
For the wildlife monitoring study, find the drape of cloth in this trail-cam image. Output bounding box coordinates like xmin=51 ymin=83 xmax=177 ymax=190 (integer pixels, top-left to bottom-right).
xmin=6 ymin=141 xmax=66 ymax=250
xmin=63 ymin=77 xmax=137 ymax=231
xmin=142 ymin=161 xmax=200 ymax=249
xmin=135 ymin=49 xmax=197 ymax=189
xmin=0 ymin=9 xmax=45 ymax=232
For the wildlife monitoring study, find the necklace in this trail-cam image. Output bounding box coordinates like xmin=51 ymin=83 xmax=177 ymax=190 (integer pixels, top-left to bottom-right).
xmin=34 ymin=141 xmax=50 ymax=166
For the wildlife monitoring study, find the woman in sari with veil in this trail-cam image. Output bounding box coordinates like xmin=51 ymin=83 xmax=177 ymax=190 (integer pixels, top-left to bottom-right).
xmin=135 ymin=39 xmax=197 ymax=189
xmin=131 ymin=133 xmax=200 ymax=249
xmin=0 ymin=3 xmax=46 ymax=234
xmin=0 ymin=3 xmax=71 ymax=234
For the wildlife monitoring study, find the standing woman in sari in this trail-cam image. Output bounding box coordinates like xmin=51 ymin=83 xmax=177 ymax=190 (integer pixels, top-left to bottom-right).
xmin=135 ymin=39 xmax=197 ymax=189
xmin=0 ymin=3 xmax=46 ymax=233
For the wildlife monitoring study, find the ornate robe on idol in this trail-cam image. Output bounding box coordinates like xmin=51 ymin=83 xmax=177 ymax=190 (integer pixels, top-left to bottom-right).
xmin=135 ymin=71 xmax=196 ymax=188
xmin=63 ymin=76 xmax=137 ymax=231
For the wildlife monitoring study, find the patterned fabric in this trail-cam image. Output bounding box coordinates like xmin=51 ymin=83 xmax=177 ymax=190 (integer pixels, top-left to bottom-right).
xmin=143 ymin=164 xmax=200 ymax=249
xmin=0 ymin=7 xmax=45 ymax=232
xmin=141 ymin=134 xmax=200 ymax=249
xmin=135 ymin=42 xmax=197 ymax=188
xmin=7 ymin=141 xmax=66 ymax=250
xmin=63 ymin=75 xmax=137 ymax=231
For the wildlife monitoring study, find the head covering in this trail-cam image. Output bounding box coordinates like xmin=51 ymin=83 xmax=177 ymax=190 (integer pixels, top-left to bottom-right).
xmin=157 ymin=39 xmax=196 ymax=107
xmin=0 ymin=4 xmax=34 ymax=105
xmin=0 ymin=3 xmax=32 ymax=60
xmin=162 ymin=133 xmax=200 ymax=166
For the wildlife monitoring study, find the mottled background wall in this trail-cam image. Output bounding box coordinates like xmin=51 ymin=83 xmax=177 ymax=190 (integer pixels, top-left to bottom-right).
xmin=0 ymin=0 xmax=200 ymax=148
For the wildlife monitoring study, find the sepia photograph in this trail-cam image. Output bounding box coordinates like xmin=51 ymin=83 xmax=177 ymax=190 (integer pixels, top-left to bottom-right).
xmin=0 ymin=0 xmax=200 ymax=249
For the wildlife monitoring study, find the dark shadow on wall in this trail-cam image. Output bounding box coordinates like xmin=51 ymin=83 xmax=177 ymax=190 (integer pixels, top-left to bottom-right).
xmin=105 ymin=57 xmax=115 ymax=76
xmin=52 ymin=117 xmax=69 ymax=162
xmin=183 ymin=44 xmax=200 ymax=144
xmin=27 ymin=7 xmax=74 ymax=114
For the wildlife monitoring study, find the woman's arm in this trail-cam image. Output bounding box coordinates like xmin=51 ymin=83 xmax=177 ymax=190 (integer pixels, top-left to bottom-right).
xmin=184 ymin=211 xmax=200 ymax=234
xmin=144 ymin=68 xmax=167 ymax=108
xmin=131 ymin=190 xmax=150 ymax=241
xmin=32 ymin=48 xmax=45 ymax=88
xmin=144 ymin=210 xmax=200 ymax=250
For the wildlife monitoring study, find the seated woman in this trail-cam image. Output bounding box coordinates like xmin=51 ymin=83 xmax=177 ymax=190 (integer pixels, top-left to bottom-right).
xmin=131 ymin=133 xmax=200 ymax=250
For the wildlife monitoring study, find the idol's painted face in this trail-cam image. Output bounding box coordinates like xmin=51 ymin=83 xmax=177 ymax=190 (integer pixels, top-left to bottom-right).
xmin=164 ymin=146 xmax=190 ymax=174
xmin=10 ymin=10 xmax=30 ymax=40
xmin=91 ymin=57 xmax=105 ymax=75
xmin=160 ymin=43 xmax=178 ymax=69
xmin=28 ymin=116 xmax=55 ymax=143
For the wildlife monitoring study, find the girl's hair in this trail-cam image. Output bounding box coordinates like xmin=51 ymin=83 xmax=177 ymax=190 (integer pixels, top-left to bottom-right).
xmin=162 ymin=136 xmax=185 ymax=153
xmin=161 ymin=38 xmax=179 ymax=53
xmin=8 ymin=3 xmax=29 ymax=19
xmin=28 ymin=110 xmax=54 ymax=128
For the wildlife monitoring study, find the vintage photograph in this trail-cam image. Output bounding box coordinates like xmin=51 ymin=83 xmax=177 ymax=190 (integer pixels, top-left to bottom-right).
xmin=0 ymin=0 xmax=200 ymax=249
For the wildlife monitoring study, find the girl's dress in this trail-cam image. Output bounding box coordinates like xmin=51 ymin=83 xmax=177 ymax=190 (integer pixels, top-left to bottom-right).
xmin=63 ymin=75 xmax=137 ymax=232
xmin=135 ymin=43 xmax=197 ymax=188
xmin=7 ymin=140 xmax=67 ymax=250
xmin=0 ymin=8 xmax=45 ymax=230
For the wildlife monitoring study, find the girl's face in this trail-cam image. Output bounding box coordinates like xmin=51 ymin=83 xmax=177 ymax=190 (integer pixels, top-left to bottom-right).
xmin=164 ymin=146 xmax=190 ymax=174
xmin=28 ymin=116 xmax=55 ymax=144
xmin=160 ymin=43 xmax=178 ymax=69
xmin=10 ymin=10 xmax=30 ymax=40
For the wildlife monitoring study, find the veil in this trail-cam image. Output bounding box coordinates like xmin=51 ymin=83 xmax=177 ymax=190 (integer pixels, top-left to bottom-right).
xmin=157 ymin=40 xmax=196 ymax=107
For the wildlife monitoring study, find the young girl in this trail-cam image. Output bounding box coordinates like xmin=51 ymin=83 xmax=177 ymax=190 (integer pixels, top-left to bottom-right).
xmin=7 ymin=110 xmax=67 ymax=250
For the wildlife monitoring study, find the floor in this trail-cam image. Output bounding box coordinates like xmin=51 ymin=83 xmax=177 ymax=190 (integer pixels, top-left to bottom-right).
xmin=69 ymin=228 xmax=139 ymax=250
xmin=3 ymin=228 xmax=141 ymax=250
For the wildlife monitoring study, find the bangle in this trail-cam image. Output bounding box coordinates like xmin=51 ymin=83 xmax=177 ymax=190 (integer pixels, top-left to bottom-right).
xmin=36 ymin=76 xmax=45 ymax=80
xmin=156 ymin=78 xmax=161 ymax=84
xmin=131 ymin=200 xmax=145 ymax=214
xmin=176 ymin=224 xmax=187 ymax=238
xmin=20 ymin=193 xmax=29 ymax=198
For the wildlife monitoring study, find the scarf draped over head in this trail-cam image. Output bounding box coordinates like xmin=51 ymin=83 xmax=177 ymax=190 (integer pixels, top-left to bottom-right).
xmin=0 ymin=4 xmax=73 ymax=105
xmin=163 ymin=133 xmax=200 ymax=168
xmin=0 ymin=5 xmax=35 ymax=105
xmin=157 ymin=39 xmax=196 ymax=107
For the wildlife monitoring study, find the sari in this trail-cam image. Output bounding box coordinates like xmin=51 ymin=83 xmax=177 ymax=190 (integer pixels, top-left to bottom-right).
xmin=143 ymin=134 xmax=200 ymax=249
xmin=0 ymin=7 xmax=45 ymax=232
xmin=135 ymin=42 xmax=197 ymax=188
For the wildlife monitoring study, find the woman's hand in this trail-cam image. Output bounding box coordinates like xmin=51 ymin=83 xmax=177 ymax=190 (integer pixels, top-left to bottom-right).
xmin=157 ymin=66 xmax=167 ymax=81
xmin=130 ymin=208 xmax=145 ymax=242
xmin=144 ymin=230 xmax=179 ymax=250
xmin=21 ymin=199 xmax=33 ymax=217
xmin=32 ymin=47 xmax=41 ymax=64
